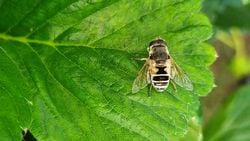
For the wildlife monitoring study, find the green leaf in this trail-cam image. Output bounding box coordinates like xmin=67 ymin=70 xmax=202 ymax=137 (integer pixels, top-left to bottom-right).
xmin=179 ymin=117 xmax=202 ymax=141
xmin=0 ymin=0 xmax=215 ymax=140
xmin=203 ymin=84 xmax=250 ymax=141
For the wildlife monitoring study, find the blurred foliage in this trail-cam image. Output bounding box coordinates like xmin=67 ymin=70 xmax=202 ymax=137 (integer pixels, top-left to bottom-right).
xmin=202 ymin=1 xmax=250 ymax=141
xmin=216 ymin=28 xmax=250 ymax=78
xmin=203 ymin=84 xmax=250 ymax=141
xmin=203 ymin=0 xmax=250 ymax=30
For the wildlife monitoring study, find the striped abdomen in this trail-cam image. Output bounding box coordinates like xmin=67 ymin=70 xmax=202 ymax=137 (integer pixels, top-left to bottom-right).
xmin=151 ymin=67 xmax=170 ymax=92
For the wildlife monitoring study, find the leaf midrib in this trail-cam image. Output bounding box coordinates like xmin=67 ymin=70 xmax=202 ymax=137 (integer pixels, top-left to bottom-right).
xmin=0 ymin=33 xmax=135 ymax=55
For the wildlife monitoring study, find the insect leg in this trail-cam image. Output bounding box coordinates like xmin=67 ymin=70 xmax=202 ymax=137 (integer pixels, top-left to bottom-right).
xmin=146 ymin=71 xmax=152 ymax=96
xmin=148 ymin=84 xmax=152 ymax=96
xmin=166 ymin=89 xmax=181 ymax=100
xmin=134 ymin=58 xmax=147 ymax=61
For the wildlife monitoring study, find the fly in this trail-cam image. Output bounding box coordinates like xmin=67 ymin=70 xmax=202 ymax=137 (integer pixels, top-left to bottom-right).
xmin=132 ymin=37 xmax=193 ymax=95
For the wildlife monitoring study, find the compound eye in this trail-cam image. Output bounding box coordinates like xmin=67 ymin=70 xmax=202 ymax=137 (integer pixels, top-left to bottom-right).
xmin=149 ymin=40 xmax=155 ymax=46
xmin=167 ymin=55 xmax=170 ymax=59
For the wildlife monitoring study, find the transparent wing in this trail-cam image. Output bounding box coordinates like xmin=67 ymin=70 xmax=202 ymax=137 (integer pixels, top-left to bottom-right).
xmin=132 ymin=61 xmax=149 ymax=94
xmin=170 ymin=55 xmax=193 ymax=91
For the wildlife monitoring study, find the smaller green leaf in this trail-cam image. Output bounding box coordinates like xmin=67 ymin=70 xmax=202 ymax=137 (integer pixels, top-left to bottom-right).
xmin=179 ymin=116 xmax=202 ymax=141
xmin=203 ymin=84 xmax=250 ymax=141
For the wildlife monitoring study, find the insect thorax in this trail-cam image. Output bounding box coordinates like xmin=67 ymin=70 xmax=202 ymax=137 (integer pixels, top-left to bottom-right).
xmin=148 ymin=48 xmax=171 ymax=92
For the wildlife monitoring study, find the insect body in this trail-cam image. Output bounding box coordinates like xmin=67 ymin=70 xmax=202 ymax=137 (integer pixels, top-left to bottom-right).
xmin=132 ymin=38 xmax=193 ymax=95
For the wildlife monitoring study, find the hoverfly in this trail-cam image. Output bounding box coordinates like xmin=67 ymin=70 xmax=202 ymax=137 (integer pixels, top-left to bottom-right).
xmin=132 ymin=37 xmax=193 ymax=95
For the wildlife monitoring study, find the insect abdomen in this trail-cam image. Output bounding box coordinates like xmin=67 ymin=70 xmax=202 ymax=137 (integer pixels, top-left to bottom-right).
xmin=153 ymin=75 xmax=169 ymax=81
xmin=151 ymin=66 xmax=170 ymax=92
xmin=151 ymin=74 xmax=170 ymax=92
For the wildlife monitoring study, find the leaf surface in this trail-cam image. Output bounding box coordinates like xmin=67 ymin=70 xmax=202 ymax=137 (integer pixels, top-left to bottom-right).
xmin=0 ymin=0 xmax=215 ymax=140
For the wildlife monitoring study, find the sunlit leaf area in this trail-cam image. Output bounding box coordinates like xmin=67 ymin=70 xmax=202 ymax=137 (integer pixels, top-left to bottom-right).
xmin=1 ymin=0 xmax=249 ymax=140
